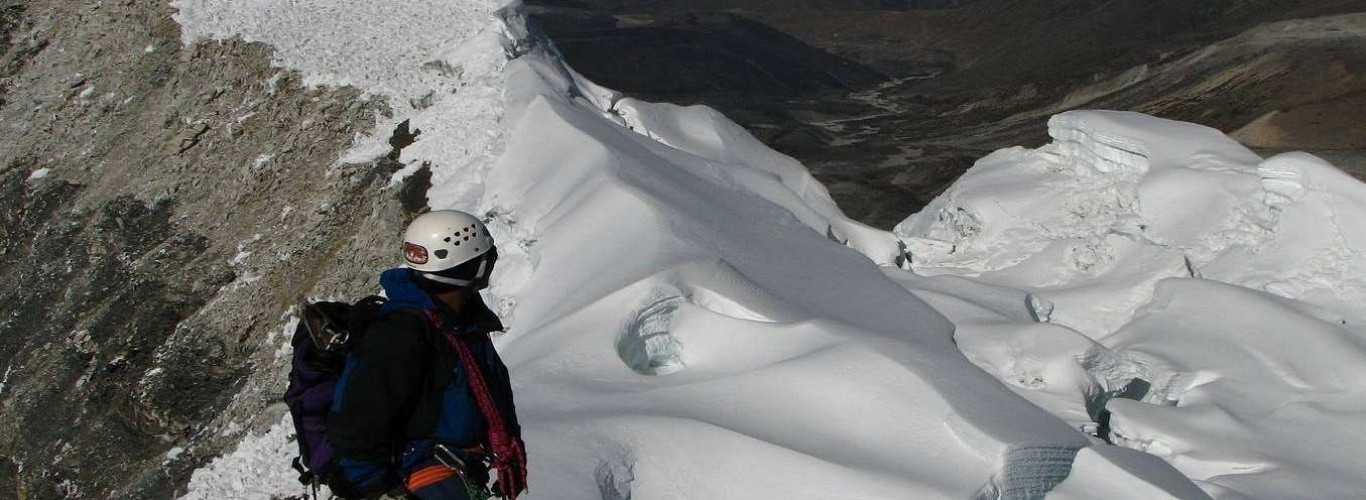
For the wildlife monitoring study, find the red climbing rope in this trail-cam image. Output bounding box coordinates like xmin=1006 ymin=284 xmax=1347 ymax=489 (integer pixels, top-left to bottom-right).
xmin=426 ymin=311 xmax=528 ymax=499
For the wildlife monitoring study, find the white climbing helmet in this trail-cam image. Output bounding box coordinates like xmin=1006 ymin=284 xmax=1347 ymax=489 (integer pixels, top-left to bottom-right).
xmin=402 ymin=210 xmax=495 ymax=280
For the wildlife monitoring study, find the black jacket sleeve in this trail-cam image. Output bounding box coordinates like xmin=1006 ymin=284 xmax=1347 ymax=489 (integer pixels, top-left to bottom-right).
xmin=481 ymin=337 xmax=523 ymax=441
xmin=329 ymin=312 xmax=432 ymax=462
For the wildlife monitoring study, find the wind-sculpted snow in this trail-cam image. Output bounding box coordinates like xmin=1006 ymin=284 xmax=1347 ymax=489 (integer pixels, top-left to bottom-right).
xmin=469 ymin=23 xmax=1100 ymax=497
xmin=1105 ymin=280 xmax=1366 ymax=499
xmin=170 ymin=2 xmax=1214 ymax=499
xmin=898 ymin=110 xmax=1366 ymax=498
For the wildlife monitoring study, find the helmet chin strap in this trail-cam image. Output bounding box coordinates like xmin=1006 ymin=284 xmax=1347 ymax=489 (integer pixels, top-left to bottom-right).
xmin=419 ymin=273 xmax=473 ymax=286
xmin=420 ymin=255 xmax=490 ymax=287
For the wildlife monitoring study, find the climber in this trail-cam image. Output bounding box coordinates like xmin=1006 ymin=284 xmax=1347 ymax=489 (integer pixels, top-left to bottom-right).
xmin=328 ymin=210 xmax=527 ymax=500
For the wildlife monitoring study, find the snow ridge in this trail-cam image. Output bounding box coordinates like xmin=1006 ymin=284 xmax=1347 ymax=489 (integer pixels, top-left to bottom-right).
xmin=170 ymin=2 xmax=1179 ymax=499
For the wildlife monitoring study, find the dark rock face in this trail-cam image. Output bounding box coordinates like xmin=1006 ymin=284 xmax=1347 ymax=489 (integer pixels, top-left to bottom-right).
xmin=0 ymin=179 xmax=232 ymax=499
xmin=531 ymin=0 xmax=1366 ymax=228
xmin=0 ymin=1 xmax=413 ymax=498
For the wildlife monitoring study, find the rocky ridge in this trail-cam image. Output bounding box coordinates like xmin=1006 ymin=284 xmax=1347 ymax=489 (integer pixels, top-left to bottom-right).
xmin=0 ymin=1 xmax=415 ymax=498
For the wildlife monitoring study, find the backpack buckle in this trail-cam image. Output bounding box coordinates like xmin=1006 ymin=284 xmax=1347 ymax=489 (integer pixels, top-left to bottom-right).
xmin=291 ymin=456 xmax=317 ymax=485
xmin=298 ymin=299 xmax=350 ymax=351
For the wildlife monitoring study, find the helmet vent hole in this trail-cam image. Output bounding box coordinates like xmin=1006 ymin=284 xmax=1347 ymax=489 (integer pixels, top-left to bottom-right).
xmin=443 ymin=237 xmax=451 ymax=242
xmin=454 ymin=241 xmax=461 ymax=246
xmin=435 ymin=249 xmax=448 ymax=259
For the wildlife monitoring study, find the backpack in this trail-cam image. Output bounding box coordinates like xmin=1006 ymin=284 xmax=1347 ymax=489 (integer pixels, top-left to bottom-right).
xmin=284 ymin=295 xmax=387 ymax=489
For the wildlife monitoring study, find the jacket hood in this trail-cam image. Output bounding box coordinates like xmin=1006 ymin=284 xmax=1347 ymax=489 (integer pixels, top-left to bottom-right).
xmin=378 ymin=267 xmax=504 ymax=334
xmin=379 ymin=267 xmax=437 ymax=313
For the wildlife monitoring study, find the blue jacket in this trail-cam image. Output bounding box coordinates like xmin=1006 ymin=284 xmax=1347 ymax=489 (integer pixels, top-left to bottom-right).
xmin=328 ymin=268 xmax=520 ymax=492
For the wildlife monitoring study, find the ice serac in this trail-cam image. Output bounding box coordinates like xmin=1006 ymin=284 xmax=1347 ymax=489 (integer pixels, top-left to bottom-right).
xmin=172 ymin=1 xmax=1182 ymax=499
xmin=898 ymin=110 xmax=1366 ymax=336
xmin=1047 ymin=110 xmax=1262 ymax=178
xmin=897 ymin=109 xmax=1366 ymax=498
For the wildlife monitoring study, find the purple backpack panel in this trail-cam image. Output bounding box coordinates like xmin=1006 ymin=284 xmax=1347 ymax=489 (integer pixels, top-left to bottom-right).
xmin=285 ymin=329 xmax=341 ymax=476
xmin=284 ymin=298 xmax=383 ymax=482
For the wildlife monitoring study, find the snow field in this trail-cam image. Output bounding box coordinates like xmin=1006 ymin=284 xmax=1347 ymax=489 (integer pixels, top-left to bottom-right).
xmin=176 ymin=1 xmax=1138 ymax=497
xmin=163 ymin=0 xmax=1366 ymax=498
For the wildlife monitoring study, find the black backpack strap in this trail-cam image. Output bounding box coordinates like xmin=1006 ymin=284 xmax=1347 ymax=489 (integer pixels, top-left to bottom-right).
xmin=291 ymin=456 xmax=315 ymax=485
xmin=384 ymin=307 xmax=433 ymax=335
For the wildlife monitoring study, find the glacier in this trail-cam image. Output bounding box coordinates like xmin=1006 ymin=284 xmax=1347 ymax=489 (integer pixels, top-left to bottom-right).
xmin=897 ymin=111 xmax=1366 ymax=498
xmin=171 ymin=1 xmax=1366 ymax=499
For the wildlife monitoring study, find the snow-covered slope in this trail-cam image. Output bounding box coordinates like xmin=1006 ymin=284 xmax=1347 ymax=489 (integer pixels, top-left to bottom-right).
xmin=170 ymin=2 xmax=1364 ymax=500
xmin=896 ymin=111 xmax=1366 ymax=498
xmin=173 ymin=3 xmax=1139 ymax=498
